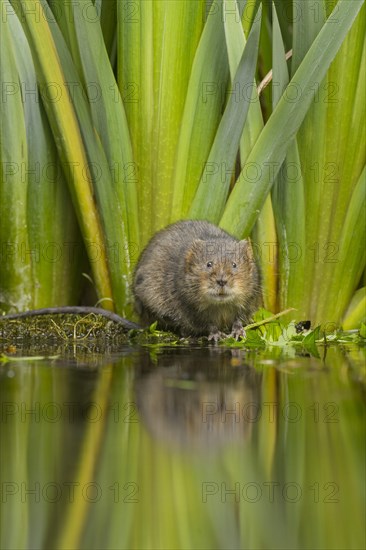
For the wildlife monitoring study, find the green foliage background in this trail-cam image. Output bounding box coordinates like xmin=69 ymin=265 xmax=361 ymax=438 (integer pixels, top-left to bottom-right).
xmin=0 ymin=0 xmax=365 ymax=328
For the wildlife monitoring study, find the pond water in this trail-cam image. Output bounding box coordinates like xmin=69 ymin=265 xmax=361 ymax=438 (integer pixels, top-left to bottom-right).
xmin=0 ymin=343 xmax=365 ymax=549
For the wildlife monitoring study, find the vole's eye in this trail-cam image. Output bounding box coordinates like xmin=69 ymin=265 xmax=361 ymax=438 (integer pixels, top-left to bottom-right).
xmin=206 ymin=261 xmax=213 ymax=268
xmin=232 ymin=262 xmax=237 ymax=268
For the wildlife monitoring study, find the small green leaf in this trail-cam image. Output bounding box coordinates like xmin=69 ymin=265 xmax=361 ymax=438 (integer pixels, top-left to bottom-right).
xmin=302 ymin=326 xmax=321 ymax=358
xmin=243 ymin=330 xmax=266 ymax=349
xmin=252 ymin=308 xmax=276 ymax=322
xmin=149 ymin=321 xmax=158 ymax=333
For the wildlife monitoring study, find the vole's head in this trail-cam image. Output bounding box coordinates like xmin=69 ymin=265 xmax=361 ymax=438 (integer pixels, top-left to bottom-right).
xmin=184 ymin=238 xmax=258 ymax=307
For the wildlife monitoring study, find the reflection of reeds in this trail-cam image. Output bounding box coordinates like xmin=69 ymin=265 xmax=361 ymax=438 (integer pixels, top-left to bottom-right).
xmin=1 ymin=1 xmax=364 ymax=328
xmin=0 ymin=360 xmax=113 ymax=549
xmin=0 ymin=368 xmax=30 ymax=549
xmin=0 ymin=347 xmax=365 ymax=549
xmin=55 ymin=365 xmax=113 ymax=549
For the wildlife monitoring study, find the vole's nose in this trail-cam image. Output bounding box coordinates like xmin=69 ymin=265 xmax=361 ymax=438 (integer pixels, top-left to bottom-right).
xmin=217 ymin=278 xmax=227 ymax=287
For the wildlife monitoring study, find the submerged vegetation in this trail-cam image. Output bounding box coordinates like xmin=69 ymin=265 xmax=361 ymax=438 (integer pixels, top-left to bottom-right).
xmin=1 ymin=0 xmax=365 ymax=330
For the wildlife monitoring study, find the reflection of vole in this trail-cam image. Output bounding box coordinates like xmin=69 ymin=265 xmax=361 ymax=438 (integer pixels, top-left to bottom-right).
xmin=133 ymin=220 xmax=261 ymax=339
xmin=135 ymin=349 xmax=262 ymax=451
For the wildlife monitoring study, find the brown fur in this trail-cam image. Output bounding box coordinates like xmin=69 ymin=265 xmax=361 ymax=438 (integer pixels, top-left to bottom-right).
xmin=133 ymin=220 xmax=261 ymax=337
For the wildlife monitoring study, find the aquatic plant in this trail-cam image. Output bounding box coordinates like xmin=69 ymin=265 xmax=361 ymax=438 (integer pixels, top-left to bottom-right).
xmin=1 ymin=0 xmax=364 ymax=328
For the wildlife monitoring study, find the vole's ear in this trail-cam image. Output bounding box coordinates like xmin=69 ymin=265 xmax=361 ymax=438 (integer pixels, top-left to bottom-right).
xmin=239 ymin=239 xmax=255 ymax=267
xmin=185 ymin=239 xmax=205 ymax=271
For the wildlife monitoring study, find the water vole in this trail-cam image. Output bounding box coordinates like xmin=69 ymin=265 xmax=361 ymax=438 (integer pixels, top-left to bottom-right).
xmin=133 ymin=220 xmax=261 ymax=340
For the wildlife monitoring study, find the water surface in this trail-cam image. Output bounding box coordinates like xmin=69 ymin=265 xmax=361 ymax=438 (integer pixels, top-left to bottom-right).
xmin=0 ymin=343 xmax=365 ymax=549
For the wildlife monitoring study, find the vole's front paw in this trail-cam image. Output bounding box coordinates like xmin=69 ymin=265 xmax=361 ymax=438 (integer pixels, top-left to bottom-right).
xmin=231 ymin=320 xmax=246 ymax=340
xmin=208 ymin=326 xmax=225 ymax=343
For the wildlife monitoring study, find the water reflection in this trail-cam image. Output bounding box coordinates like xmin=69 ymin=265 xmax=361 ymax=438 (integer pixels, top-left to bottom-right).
xmin=0 ymin=345 xmax=365 ymax=549
xmin=135 ymin=348 xmax=262 ymax=450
